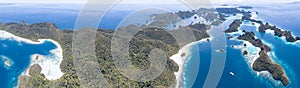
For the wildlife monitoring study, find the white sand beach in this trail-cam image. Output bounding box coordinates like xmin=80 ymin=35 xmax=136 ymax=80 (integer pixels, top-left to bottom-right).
xmin=170 ymin=37 xmax=211 ymax=88
xmin=0 ymin=30 xmax=64 ymax=80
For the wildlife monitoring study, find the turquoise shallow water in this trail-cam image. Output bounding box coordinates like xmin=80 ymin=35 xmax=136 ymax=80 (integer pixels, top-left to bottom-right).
xmin=0 ymin=39 xmax=57 ymax=88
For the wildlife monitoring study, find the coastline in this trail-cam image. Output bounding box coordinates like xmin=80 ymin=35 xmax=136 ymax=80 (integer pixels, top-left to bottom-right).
xmin=170 ymin=37 xmax=211 ymax=88
xmin=0 ymin=30 xmax=64 ymax=80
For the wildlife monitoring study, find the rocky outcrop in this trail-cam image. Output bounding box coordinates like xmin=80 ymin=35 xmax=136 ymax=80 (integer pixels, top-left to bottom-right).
xmin=253 ymin=51 xmax=289 ymax=86
xmin=241 ymin=12 xmax=252 ymax=21
xmin=224 ymin=19 xmax=242 ymax=33
xmin=258 ymin=22 xmax=276 ymax=33
xmin=273 ymin=28 xmax=299 ymax=42
xmin=228 ymin=35 xmax=233 ymax=39
xmin=284 ymin=32 xmax=297 ymax=42
xmin=21 ymin=20 xmax=26 ymax=25
xmin=237 ymin=32 xmax=271 ymax=52
xmin=258 ymin=22 xmax=299 ymax=42
xmin=258 ymin=24 xmax=266 ymax=32
xmin=243 ymin=50 xmax=248 ymax=55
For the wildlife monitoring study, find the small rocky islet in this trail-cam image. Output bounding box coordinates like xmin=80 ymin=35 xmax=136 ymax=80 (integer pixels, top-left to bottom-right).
xmin=1 ymin=56 xmax=12 ymax=68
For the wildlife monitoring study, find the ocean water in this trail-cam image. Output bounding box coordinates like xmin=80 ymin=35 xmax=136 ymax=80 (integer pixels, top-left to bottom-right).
xmin=0 ymin=39 xmax=57 ymax=88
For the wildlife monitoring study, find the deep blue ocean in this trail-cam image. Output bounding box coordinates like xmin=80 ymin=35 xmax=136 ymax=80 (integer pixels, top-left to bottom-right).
xmin=0 ymin=39 xmax=57 ymax=88
xmin=0 ymin=2 xmax=300 ymax=88
xmin=0 ymin=3 xmax=82 ymax=30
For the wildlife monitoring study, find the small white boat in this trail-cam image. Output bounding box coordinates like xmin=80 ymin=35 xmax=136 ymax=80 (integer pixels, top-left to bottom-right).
xmin=230 ymin=72 xmax=234 ymax=76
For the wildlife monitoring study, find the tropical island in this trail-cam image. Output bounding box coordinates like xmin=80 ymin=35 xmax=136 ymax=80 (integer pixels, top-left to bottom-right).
xmin=1 ymin=56 xmax=12 ymax=68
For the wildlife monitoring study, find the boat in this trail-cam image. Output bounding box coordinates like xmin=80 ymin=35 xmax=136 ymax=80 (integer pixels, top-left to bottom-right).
xmin=230 ymin=72 xmax=234 ymax=76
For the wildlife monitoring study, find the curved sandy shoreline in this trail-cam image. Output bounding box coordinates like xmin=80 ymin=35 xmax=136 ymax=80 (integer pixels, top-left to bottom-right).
xmin=170 ymin=37 xmax=211 ymax=88
xmin=0 ymin=30 xmax=64 ymax=80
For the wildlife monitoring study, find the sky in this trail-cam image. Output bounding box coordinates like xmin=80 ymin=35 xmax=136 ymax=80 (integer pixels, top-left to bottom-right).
xmin=0 ymin=0 xmax=86 ymax=3
xmin=0 ymin=0 xmax=299 ymax=4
